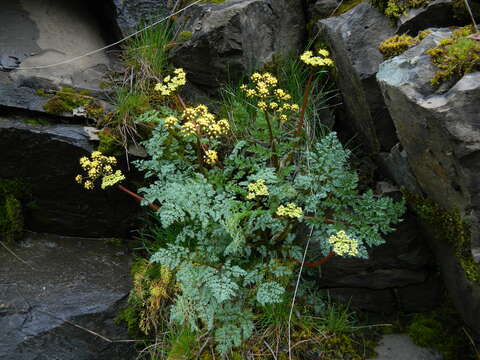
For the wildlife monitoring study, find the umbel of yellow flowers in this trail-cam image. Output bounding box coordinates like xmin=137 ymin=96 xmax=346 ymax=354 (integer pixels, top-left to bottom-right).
xmin=154 ymin=68 xmax=186 ymax=96
xmin=300 ymin=49 xmax=334 ymax=67
xmin=75 ymin=151 xmax=125 ymax=190
xmin=246 ymin=179 xmax=269 ymax=200
xmin=328 ymin=230 xmax=359 ymax=257
xmin=240 ymin=72 xmax=299 ymax=123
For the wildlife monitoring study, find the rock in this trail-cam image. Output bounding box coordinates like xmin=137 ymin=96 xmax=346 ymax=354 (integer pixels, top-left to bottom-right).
xmin=379 ymin=143 xmax=422 ymax=193
xmin=319 ymin=214 xmax=439 ymax=312
xmin=309 ymin=0 xmax=340 ymax=19
xmin=110 ymin=0 xmax=170 ymax=37
xmin=0 ymin=232 xmax=134 ymax=359
xmin=171 ymin=0 xmax=305 ymax=91
xmin=0 ymin=0 xmax=115 ymax=116
xmin=320 ymin=216 xmax=433 ymax=289
xmin=0 ymin=117 xmax=140 ymax=237
xmin=377 ymin=28 xmax=480 ymax=334
xmin=317 ymin=2 xmax=398 ymax=153
xmin=398 ymin=0 xmax=480 ymax=35
xmin=368 ymin=334 xmax=443 ymax=360
xmin=327 ymin=288 xmax=397 ymax=313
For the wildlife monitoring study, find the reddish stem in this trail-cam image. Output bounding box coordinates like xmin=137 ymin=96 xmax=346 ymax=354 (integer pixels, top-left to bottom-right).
xmin=294 ymin=71 xmax=315 ymax=138
xmin=291 ymin=251 xmax=335 ymax=268
xmin=116 ymin=185 xmax=159 ymax=211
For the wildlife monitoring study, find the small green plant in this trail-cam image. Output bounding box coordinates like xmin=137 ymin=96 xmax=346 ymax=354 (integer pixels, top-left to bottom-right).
xmin=407 ymin=304 xmax=477 ymax=360
xmin=426 ymin=25 xmax=480 ymax=86
xmin=0 ymin=179 xmax=27 ymax=243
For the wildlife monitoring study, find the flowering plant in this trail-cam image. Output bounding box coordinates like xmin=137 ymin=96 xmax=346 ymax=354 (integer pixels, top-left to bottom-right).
xmin=76 ymin=50 xmax=404 ymax=356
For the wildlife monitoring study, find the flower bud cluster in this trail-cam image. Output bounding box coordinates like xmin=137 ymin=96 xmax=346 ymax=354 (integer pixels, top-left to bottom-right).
xmin=276 ymin=203 xmax=303 ymax=219
xmin=246 ymin=179 xmax=269 ymax=200
xmin=180 ymin=105 xmax=230 ymax=139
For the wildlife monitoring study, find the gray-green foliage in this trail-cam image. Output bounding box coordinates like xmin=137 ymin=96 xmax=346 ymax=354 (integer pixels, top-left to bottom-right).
xmin=134 ymin=82 xmax=404 ymax=355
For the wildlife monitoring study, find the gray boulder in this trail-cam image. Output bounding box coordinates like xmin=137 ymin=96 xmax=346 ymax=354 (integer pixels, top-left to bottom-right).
xmin=110 ymin=0 xmax=170 ymax=37
xmin=0 ymin=232 xmax=134 ymax=359
xmin=0 ymin=0 xmax=115 ymax=116
xmin=309 ymin=0 xmax=341 ymax=20
xmin=320 ymin=215 xmax=441 ymax=312
xmin=368 ymin=334 xmax=443 ymax=360
xmin=0 ymin=117 xmax=140 ymax=237
xmin=377 ymin=28 xmax=480 ymax=333
xmin=317 ymin=2 xmax=398 ymax=153
xmin=398 ymin=0 xmax=480 ymax=35
xmin=170 ymin=0 xmax=305 ymax=90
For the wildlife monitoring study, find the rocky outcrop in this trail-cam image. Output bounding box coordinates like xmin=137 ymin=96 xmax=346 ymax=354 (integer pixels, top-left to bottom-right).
xmin=110 ymin=0 xmax=170 ymax=37
xmin=0 ymin=117 xmax=140 ymax=237
xmin=0 ymin=0 xmax=115 ymax=116
xmin=377 ymin=29 xmax=480 ymax=333
xmin=322 ymin=214 xmax=441 ymax=313
xmin=308 ymin=0 xmax=340 ymax=20
xmin=317 ymin=2 xmax=398 ymax=153
xmin=0 ymin=232 xmax=133 ymax=359
xmin=171 ymin=0 xmax=306 ymax=91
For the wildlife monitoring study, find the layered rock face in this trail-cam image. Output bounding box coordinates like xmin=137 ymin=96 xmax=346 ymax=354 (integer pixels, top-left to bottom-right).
xmin=171 ymin=0 xmax=306 ymax=90
xmin=0 ymin=0 xmax=115 ymax=115
xmin=0 ymin=233 xmax=134 ymax=359
xmin=318 ymin=0 xmax=480 ymax=334
xmin=0 ymin=117 xmax=140 ymax=237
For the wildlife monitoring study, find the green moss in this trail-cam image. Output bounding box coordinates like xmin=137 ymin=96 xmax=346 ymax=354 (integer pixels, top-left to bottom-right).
xmin=425 ymin=25 xmax=480 ymax=86
xmin=404 ymin=191 xmax=480 ymax=283
xmin=43 ymin=88 xmax=90 ymax=115
xmin=0 ymin=179 xmax=27 ymax=243
xmin=407 ymin=306 xmax=475 ymax=360
xmin=35 ymin=89 xmax=49 ymax=97
xmin=23 ymin=118 xmax=51 ymax=126
xmin=370 ymin=0 xmax=432 ymax=18
xmin=178 ymin=31 xmax=193 ymax=42
xmin=334 ymin=0 xmax=364 ymax=15
xmin=379 ymin=30 xmax=432 ymax=59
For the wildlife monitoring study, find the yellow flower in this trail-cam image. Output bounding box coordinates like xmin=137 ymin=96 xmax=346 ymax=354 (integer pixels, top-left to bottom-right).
xmin=75 ymin=175 xmax=83 ymax=184
xmin=279 ymin=114 xmax=288 ymax=122
xmin=84 ymin=180 xmax=94 ymax=190
xmin=164 ymin=116 xmax=178 ymax=129
xmin=204 ymin=149 xmax=218 ymax=165
xmin=101 ymin=170 xmax=125 ymax=189
xmin=328 ymin=230 xmax=359 ymax=257
xmin=246 ymin=179 xmax=269 ymax=200
xmin=180 ymin=122 xmax=197 ymax=137
xmin=257 ymin=101 xmax=268 ymax=111
xmin=154 ymin=68 xmax=186 ymax=96
xmin=300 ymin=49 xmax=334 ymax=67
xmin=276 ymin=203 xmax=303 ymax=219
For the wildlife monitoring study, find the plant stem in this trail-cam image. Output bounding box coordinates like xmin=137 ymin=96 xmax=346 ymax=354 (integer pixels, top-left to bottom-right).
xmin=265 ymin=112 xmax=279 ymax=168
xmin=294 ymin=71 xmax=315 ymax=138
xmin=290 ymin=251 xmax=335 ymax=268
xmin=117 ymin=184 xmax=160 ymax=211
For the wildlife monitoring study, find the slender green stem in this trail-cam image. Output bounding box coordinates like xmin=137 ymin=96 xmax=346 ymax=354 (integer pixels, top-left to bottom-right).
xmin=294 ymin=70 xmax=315 ymax=138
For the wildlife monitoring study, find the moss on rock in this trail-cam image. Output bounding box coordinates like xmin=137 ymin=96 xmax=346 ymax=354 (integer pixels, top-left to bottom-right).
xmin=42 ymin=88 xmax=105 ymax=120
xmin=0 ymin=179 xmax=27 ymax=243
xmin=370 ymin=0 xmax=432 ymax=18
xmin=379 ymin=30 xmax=431 ymax=58
xmin=425 ymin=25 xmax=480 ymax=86
xmin=404 ymin=190 xmax=480 ymax=283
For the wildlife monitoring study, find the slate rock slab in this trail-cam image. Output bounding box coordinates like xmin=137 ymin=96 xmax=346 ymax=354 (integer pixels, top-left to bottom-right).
xmin=0 ymin=232 xmax=134 ymax=360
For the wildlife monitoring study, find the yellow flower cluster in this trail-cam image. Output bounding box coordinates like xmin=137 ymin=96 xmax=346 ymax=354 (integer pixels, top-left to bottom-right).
xmin=204 ymin=149 xmax=218 ymax=165
xmin=180 ymin=105 xmax=230 ymax=139
xmin=240 ymin=72 xmax=299 ymax=121
xmin=300 ymin=49 xmax=334 ymax=67
xmin=246 ymin=179 xmax=269 ymax=200
xmin=154 ymin=68 xmax=186 ymax=96
xmin=276 ymin=203 xmax=303 ymax=219
xmin=327 ymin=230 xmax=359 ymax=257
xmin=164 ymin=115 xmax=178 ymax=129
xmin=76 ymin=151 xmax=124 ymax=190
